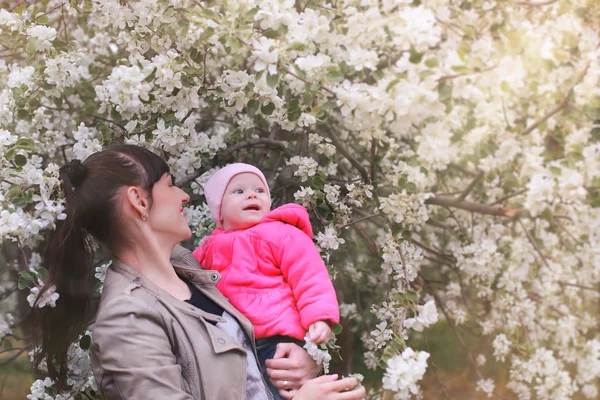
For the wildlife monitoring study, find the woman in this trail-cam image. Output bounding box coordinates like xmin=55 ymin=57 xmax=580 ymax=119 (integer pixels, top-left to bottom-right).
xmin=33 ymin=145 xmax=365 ymax=399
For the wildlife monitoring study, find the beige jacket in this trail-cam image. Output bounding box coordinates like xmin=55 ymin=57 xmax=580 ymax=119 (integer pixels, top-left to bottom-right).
xmin=91 ymin=245 xmax=258 ymax=399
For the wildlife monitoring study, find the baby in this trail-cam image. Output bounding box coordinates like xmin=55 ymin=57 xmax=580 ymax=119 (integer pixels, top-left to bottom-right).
xmin=193 ymin=163 xmax=339 ymax=399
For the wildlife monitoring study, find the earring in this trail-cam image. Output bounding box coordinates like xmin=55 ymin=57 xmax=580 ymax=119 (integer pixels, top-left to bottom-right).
xmin=141 ymin=214 xmax=148 ymax=221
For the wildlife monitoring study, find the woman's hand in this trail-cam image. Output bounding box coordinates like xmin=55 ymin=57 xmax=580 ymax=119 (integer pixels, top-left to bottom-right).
xmin=290 ymin=375 xmax=366 ymax=400
xmin=265 ymin=342 xmax=320 ymax=392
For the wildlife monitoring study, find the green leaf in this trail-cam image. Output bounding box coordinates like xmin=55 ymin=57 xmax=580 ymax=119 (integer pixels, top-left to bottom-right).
xmin=438 ymin=82 xmax=453 ymax=102
xmin=405 ymin=182 xmax=417 ymax=194
xmin=36 ymin=15 xmax=49 ymax=25
xmin=424 ymin=58 xmax=439 ymax=68
xmin=14 ymin=154 xmax=27 ymax=167
xmin=266 ymin=72 xmax=279 ymax=88
xmin=200 ymin=8 xmax=219 ymax=20
xmin=79 ymin=335 xmax=91 ymax=350
xmin=16 ymin=137 xmax=35 ymax=151
xmin=17 ymin=109 xmax=30 ymax=120
xmin=288 ymin=42 xmax=306 ymax=52
xmin=144 ymin=67 xmax=157 ymax=83
xmin=451 ymin=65 xmax=470 ymax=74
xmin=386 ymin=79 xmax=400 ymax=92
xmin=321 ymin=101 xmax=337 ymax=110
xmin=247 ymin=99 xmax=259 ymax=116
xmin=325 ymin=68 xmax=344 ymax=83
xmin=244 ymin=7 xmax=259 ymax=20
xmin=263 ymin=29 xmax=280 ymax=39
xmin=261 ymin=102 xmax=275 ymax=116
xmin=35 ymin=267 xmax=48 ymax=283
xmin=287 ymin=98 xmax=301 ymax=121
xmin=13 ymin=4 xmax=26 ymax=14
xmin=19 ymin=270 xmax=38 ymax=283
xmin=409 ymin=48 xmax=423 ymax=64
xmin=302 ymin=92 xmax=313 ymax=106
xmin=332 ymin=323 xmax=343 ymax=335
xmin=372 ymin=70 xmax=384 ymax=81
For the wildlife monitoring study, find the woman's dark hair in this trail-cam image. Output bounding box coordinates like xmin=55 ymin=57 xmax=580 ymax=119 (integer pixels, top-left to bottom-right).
xmin=32 ymin=144 xmax=170 ymax=385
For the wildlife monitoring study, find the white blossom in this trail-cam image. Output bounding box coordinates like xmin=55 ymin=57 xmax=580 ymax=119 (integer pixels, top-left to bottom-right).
xmin=381 ymin=348 xmax=430 ymax=397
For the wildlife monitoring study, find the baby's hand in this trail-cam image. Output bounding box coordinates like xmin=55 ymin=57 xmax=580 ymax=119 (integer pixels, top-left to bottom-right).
xmin=308 ymin=321 xmax=331 ymax=344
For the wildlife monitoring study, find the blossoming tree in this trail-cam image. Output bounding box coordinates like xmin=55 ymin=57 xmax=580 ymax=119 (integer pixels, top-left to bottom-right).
xmin=0 ymin=0 xmax=599 ymax=398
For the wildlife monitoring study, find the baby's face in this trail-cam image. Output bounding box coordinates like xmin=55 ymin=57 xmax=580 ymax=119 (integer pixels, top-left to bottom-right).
xmin=220 ymin=173 xmax=270 ymax=231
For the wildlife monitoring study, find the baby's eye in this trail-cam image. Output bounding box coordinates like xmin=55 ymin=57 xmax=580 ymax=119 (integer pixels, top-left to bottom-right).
xmin=234 ymin=189 xmax=243 ymax=194
xmin=256 ymin=188 xmax=264 ymax=193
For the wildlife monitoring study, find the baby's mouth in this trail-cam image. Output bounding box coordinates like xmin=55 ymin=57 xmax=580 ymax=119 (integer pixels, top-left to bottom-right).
xmin=244 ymin=205 xmax=260 ymax=211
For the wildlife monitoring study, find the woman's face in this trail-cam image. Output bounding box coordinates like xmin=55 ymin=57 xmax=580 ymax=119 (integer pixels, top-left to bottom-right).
xmin=147 ymin=173 xmax=191 ymax=242
xmin=220 ymin=173 xmax=270 ymax=231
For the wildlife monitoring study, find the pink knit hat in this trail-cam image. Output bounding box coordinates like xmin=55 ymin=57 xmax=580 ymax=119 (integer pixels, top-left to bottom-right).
xmin=204 ymin=163 xmax=271 ymax=226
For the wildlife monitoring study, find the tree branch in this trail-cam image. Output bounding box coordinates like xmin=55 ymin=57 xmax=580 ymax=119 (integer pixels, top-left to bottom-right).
xmin=426 ymin=195 xmax=519 ymax=217
xmin=457 ymin=172 xmax=484 ymax=201
xmin=520 ymin=63 xmax=590 ymax=136
xmin=323 ymin=124 xmax=371 ymax=183
xmin=558 ymin=281 xmax=600 ymax=293
xmin=518 ymin=220 xmax=552 ymax=270
xmin=177 ymin=138 xmax=291 ymax=187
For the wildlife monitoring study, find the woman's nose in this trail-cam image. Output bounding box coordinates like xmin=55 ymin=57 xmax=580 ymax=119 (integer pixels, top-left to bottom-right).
xmin=181 ymin=191 xmax=190 ymax=204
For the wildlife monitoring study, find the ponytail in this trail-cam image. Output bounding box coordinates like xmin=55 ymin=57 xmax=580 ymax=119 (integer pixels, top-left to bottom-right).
xmin=30 ymin=145 xmax=170 ymax=386
xmin=33 ymin=161 xmax=94 ymax=386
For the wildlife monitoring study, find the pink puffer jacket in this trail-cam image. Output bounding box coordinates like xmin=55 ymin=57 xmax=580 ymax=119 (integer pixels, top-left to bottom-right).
xmin=193 ymin=204 xmax=340 ymax=340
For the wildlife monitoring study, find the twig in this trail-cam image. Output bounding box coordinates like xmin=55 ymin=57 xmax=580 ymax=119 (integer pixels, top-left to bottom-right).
xmin=490 ymin=188 xmax=528 ymax=205
xmin=457 ymin=172 xmax=484 ymax=201
xmin=518 ymin=220 xmax=552 ymax=270
xmin=352 ymin=224 xmax=379 ymax=258
xmin=438 ymin=65 xmax=496 ymax=82
xmin=424 ymin=334 xmax=452 ymax=400
xmin=410 ymin=238 xmax=455 ymax=263
xmin=338 ymin=214 xmax=381 ymax=229
xmin=34 ymin=2 xmax=66 ymax=22
xmin=0 ymin=347 xmax=29 ymax=365
xmin=370 ymin=139 xmax=377 ymax=183
xmin=226 ymin=137 xmax=291 ymax=157
xmin=177 ymin=138 xmax=291 ymax=187
xmin=426 ymin=219 xmax=452 ymax=230
xmin=520 ymin=63 xmax=590 ymax=136
xmin=323 ymin=124 xmax=370 ymax=183
xmin=425 ymin=287 xmax=512 ymax=400
xmin=426 ymin=196 xmax=519 ymax=217
xmin=279 ymin=64 xmax=335 ymax=95
xmin=558 ymin=282 xmax=600 ymax=293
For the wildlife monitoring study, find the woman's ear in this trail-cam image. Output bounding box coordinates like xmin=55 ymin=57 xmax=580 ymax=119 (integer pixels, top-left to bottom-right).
xmin=125 ymin=186 xmax=149 ymax=220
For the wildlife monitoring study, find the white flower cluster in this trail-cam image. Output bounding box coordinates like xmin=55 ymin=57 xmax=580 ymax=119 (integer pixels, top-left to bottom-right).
xmin=380 ymin=235 xmax=423 ymax=285
xmin=404 ymin=300 xmax=438 ymax=332
xmin=381 ymin=348 xmax=430 ymax=398
xmin=27 ymin=285 xmax=60 ymax=308
xmin=1 ymin=0 xmax=600 ymax=398
xmin=286 ymin=156 xmax=318 ymax=182
xmin=508 ymin=348 xmax=577 ymax=400
xmin=303 ymin=335 xmax=332 ymax=374
xmin=315 ymin=225 xmax=345 ymax=251
xmin=27 ymin=333 xmax=97 ymax=400
xmin=379 ymin=192 xmax=432 ymax=231
xmin=0 ymin=313 xmax=14 ymax=340
xmin=182 ymin=204 xmax=216 ymax=245
xmin=95 ymin=260 xmax=112 ymax=293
